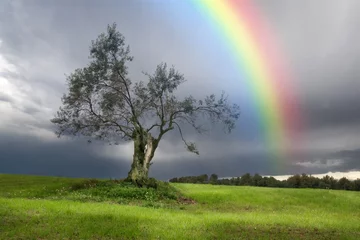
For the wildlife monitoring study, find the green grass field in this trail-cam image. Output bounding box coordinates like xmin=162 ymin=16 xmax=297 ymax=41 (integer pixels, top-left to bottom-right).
xmin=1 ymin=174 xmax=359 ymax=239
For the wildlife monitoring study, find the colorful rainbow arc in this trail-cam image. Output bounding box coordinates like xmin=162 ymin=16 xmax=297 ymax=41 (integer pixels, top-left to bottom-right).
xmin=192 ymin=0 xmax=302 ymax=169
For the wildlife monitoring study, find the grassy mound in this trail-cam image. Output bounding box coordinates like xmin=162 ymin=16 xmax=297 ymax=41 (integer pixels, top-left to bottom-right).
xmin=0 ymin=174 xmax=186 ymax=208
xmin=65 ymin=178 xmax=182 ymax=207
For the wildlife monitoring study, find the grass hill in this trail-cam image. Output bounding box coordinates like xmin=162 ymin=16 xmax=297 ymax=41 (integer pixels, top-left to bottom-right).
xmin=1 ymin=174 xmax=359 ymax=239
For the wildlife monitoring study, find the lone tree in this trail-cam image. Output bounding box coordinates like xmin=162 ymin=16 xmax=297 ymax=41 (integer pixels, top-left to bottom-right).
xmin=51 ymin=23 xmax=240 ymax=186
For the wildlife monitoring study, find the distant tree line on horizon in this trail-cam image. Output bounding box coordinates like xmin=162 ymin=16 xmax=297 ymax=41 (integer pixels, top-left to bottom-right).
xmin=169 ymin=173 xmax=360 ymax=191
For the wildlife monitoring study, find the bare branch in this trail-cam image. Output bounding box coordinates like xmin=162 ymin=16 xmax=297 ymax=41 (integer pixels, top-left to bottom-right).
xmin=173 ymin=121 xmax=199 ymax=155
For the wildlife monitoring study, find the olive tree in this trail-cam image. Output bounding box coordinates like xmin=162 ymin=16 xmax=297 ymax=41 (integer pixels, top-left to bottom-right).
xmin=51 ymin=23 xmax=240 ymax=186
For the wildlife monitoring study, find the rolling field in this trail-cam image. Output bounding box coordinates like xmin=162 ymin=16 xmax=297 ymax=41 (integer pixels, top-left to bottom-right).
xmin=0 ymin=174 xmax=359 ymax=239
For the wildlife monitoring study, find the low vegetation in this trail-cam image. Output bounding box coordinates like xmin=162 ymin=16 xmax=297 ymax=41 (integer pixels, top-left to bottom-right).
xmin=1 ymin=174 xmax=360 ymax=239
xmin=0 ymin=174 xmax=181 ymax=209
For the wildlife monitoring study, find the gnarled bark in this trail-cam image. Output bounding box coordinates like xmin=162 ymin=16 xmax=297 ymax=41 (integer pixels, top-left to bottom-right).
xmin=127 ymin=132 xmax=158 ymax=185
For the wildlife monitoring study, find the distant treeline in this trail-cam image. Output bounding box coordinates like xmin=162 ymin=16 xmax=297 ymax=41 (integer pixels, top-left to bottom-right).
xmin=169 ymin=173 xmax=360 ymax=191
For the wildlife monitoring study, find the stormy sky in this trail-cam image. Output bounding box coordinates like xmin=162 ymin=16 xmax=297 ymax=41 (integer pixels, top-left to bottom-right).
xmin=1 ymin=0 xmax=359 ymax=180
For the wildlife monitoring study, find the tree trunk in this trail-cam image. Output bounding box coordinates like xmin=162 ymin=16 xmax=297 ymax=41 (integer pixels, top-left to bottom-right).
xmin=127 ymin=132 xmax=157 ymax=186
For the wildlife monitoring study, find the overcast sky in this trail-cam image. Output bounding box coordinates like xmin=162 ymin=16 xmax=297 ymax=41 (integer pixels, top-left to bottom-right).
xmin=1 ymin=0 xmax=359 ymax=180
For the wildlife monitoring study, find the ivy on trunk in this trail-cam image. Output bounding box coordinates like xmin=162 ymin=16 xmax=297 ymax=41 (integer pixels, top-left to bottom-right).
xmin=51 ymin=23 xmax=240 ymax=186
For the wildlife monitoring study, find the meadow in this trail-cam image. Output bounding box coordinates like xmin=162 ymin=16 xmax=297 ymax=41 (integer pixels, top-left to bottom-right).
xmin=0 ymin=174 xmax=359 ymax=239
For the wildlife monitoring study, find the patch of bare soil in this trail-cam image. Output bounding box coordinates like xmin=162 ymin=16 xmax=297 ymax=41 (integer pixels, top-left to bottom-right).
xmin=177 ymin=196 xmax=196 ymax=204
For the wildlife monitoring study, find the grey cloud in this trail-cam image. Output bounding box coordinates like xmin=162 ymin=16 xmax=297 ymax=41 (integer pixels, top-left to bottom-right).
xmin=22 ymin=105 xmax=41 ymax=115
xmin=258 ymin=0 xmax=360 ymax=129
xmin=0 ymin=132 xmax=129 ymax=179
xmin=0 ymin=71 xmax=22 ymax=80
xmin=0 ymin=86 xmax=43 ymax=116
xmin=304 ymin=92 xmax=360 ymax=130
xmin=293 ymin=148 xmax=360 ymax=175
xmin=0 ymin=132 xmax=283 ymax=179
xmin=0 ymin=130 xmax=358 ymax=180
xmin=0 ymin=93 xmax=12 ymax=103
xmin=330 ymin=149 xmax=360 ymax=171
xmin=1 ymin=0 xmax=360 ymax=178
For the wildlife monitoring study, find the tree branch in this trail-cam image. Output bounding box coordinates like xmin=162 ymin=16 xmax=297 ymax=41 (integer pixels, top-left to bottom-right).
xmin=97 ymin=80 xmax=132 ymax=107
xmin=173 ymin=121 xmax=199 ymax=155
xmin=111 ymin=52 xmax=143 ymax=130
xmin=147 ymin=123 xmax=162 ymax=132
xmin=84 ymin=97 xmax=133 ymax=138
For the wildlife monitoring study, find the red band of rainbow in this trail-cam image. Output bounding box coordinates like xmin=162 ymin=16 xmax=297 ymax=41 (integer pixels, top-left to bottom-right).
xmin=193 ymin=0 xmax=303 ymax=169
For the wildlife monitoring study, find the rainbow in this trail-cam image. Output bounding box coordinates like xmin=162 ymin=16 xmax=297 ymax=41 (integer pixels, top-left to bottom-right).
xmin=192 ymin=0 xmax=302 ymax=170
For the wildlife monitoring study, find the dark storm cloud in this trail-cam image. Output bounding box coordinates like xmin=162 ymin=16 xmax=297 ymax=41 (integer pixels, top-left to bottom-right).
xmin=292 ymin=148 xmax=360 ymax=176
xmin=0 ymin=131 xmax=268 ymax=180
xmin=150 ymin=155 xmax=271 ymax=180
xmin=152 ymin=148 xmax=360 ymax=179
xmin=1 ymin=0 xmax=360 ymax=178
xmin=0 ymin=132 xmax=130 ymax=179
xmin=1 ymin=130 xmax=358 ymax=179
xmin=304 ymin=91 xmax=360 ymax=130
xmin=328 ymin=149 xmax=360 ymax=171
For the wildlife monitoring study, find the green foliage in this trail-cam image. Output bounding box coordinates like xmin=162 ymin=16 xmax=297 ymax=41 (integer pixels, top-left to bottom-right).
xmin=169 ymin=174 xmax=208 ymax=184
xmin=66 ymin=178 xmax=179 ymax=203
xmin=170 ymin=172 xmax=360 ymax=192
xmin=209 ymin=173 xmax=218 ymax=184
xmin=239 ymin=173 xmax=253 ymax=186
xmin=145 ymin=177 xmax=158 ymax=189
xmin=0 ymin=174 xmax=180 ymax=207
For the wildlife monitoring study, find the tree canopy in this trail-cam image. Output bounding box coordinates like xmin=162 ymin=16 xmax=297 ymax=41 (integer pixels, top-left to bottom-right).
xmin=51 ymin=23 xmax=240 ymax=185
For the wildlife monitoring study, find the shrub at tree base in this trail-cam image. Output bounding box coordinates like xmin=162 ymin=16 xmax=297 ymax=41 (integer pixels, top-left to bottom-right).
xmin=68 ymin=179 xmax=181 ymax=204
